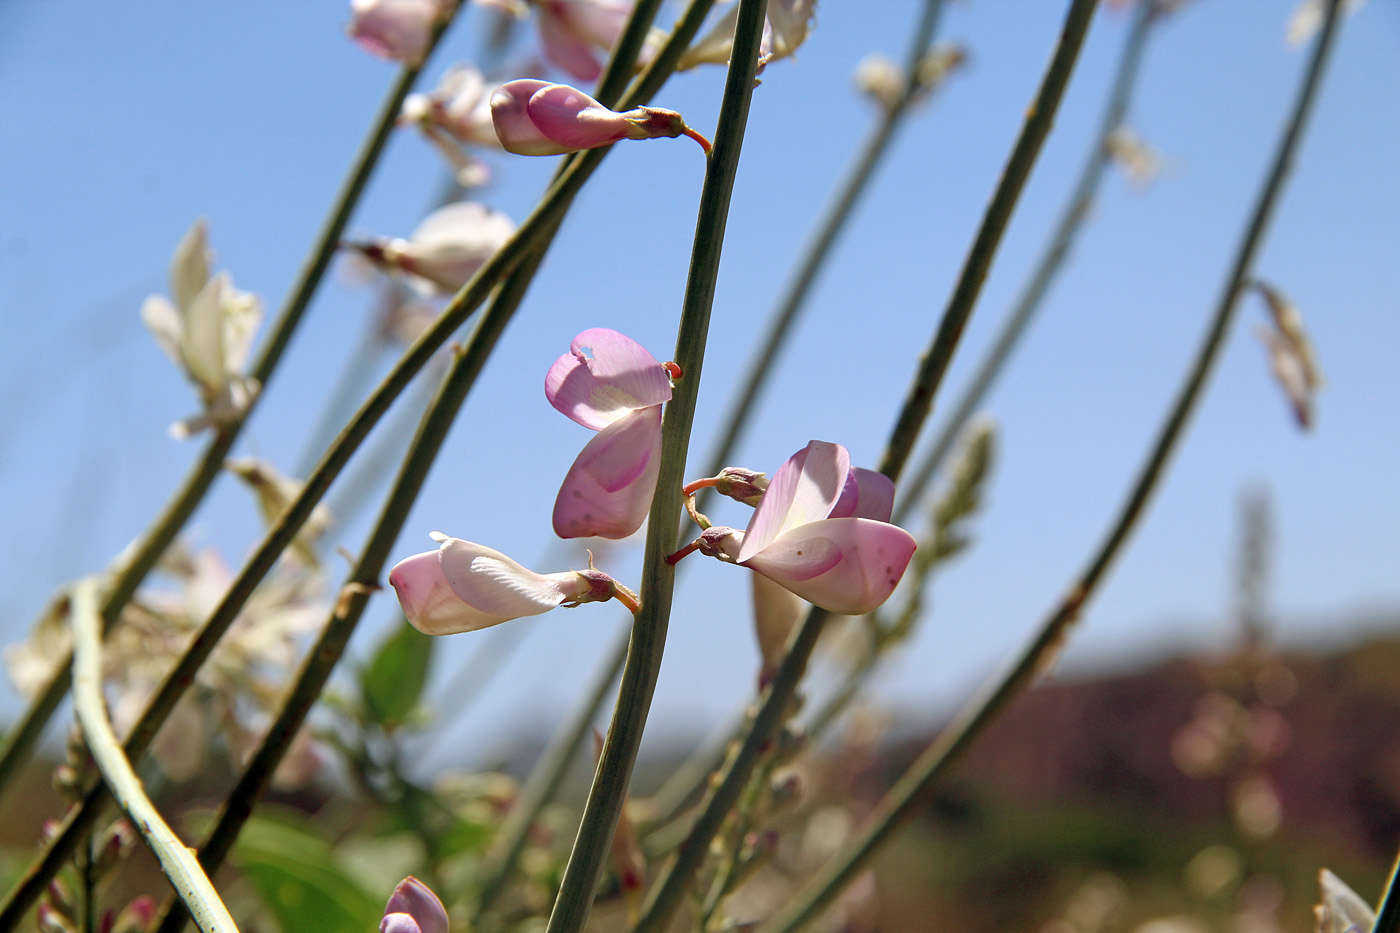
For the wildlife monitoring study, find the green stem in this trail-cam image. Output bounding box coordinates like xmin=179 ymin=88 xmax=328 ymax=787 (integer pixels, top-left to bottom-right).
xmin=892 ymin=0 xmax=1160 ymax=525
xmin=760 ymin=2 xmax=1343 ymax=928
xmin=472 ymin=631 xmax=629 ymax=921
xmin=0 ymin=19 xmax=454 ymax=802
xmin=544 ymin=4 xmax=768 ymax=931
xmin=635 ymin=4 xmax=1097 ymax=929
xmin=69 ymin=579 xmax=240 ymax=933
xmin=696 ymin=0 xmax=947 ymax=492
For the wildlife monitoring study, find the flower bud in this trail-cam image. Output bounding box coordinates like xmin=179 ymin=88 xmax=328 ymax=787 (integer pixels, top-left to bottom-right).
xmin=491 ymin=80 xmax=709 ymax=156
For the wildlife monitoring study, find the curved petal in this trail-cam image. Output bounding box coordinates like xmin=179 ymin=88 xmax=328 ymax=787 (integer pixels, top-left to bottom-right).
xmin=437 ymin=536 xmax=574 ymax=617
xmin=553 ymin=405 xmax=662 ymax=539
xmin=349 ymin=0 xmax=437 ymax=64
xmin=169 ymin=217 xmax=211 ymax=312
xmin=491 ymin=79 xmax=575 ymax=155
xmin=829 ymin=467 xmax=895 ymax=523
xmin=389 ymin=545 xmax=504 ymax=635
xmin=399 ymin=201 xmax=515 ymax=293
xmin=526 ymin=83 xmax=632 ymax=150
xmin=182 ymin=273 xmax=230 ymax=392
xmin=141 ymin=295 xmax=186 ymax=370
xmin=742 ymin=517 xmax=916 ymax=616
xmin=382 ymin=878 xmax=448 ymax=933
xmin=751 ymin=570 xmax=805 ymax=678
xmin=545 ymin=328 xmax=671 ymax=429
xmin=738 ymin=440 xmax=849 ymax=562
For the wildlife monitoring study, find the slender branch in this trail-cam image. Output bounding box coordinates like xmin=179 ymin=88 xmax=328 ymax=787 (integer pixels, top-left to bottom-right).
xmin=760 ymin=3 xmax=1344 ymax=928
xmin=0 ymin=17 xmax=456 ymax=801
xmin=68 ymin=579 xmax=239 ymax=933
xmin=472 ymin=631 xmax=629 ymax=920
xmin=1374 ymin=846 xmax=1400 ymax=933
xmin=544 ymin=4 xmax=769 ymax=931
xmin=634 ymin=4 xmax=1097 ymax=929
xmin=697 ymin=0 xmax=948 ymax=490
xmin=892 ymin=0 xmax=1160 ymax=525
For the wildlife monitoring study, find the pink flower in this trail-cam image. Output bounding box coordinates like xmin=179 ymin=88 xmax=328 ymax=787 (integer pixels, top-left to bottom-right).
xmin=676 ymin=442 xmax=915 ymax=616
xmin=349 ymin=0 xmax=444 ymax=65
xmin=380 ymin=877 xmax=448 ymax=933
xmin=389 ymin=534 xmax=634 ymax=635
xmin=347 ymin=201 xmax=516 ymax=295
xmin=545 ymin=328 xmax=674 ymax=539
xmin=490 ymin=79 xmax=710 ymax=156
xmin=536 ymin=0 xmax=634 ymax=81
xmin=400 ymin=65 xmax=501 ymax=186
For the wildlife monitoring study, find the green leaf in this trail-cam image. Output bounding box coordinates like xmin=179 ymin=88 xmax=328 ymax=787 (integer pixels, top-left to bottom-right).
xmin=361 ymin=616 xmax=434 ymax=730
xmin=232 ymin=810 xmax=382 ymax=933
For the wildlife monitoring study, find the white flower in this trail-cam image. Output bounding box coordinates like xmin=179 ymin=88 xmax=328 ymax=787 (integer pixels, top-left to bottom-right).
xmin=349 ymin=201 xmax=516 ymax=295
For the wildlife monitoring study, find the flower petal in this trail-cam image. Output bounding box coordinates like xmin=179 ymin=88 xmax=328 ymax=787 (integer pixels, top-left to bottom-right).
xmin=182 ymin=273 xmax=230 ymax=392
xmin=169 ymin=218 xmax=211 ymax=312
xmin=382 ymin=877 xmax=448 ymax=933
xmin=553 ymin=405 xmax=662 ymax=539
xmin=742 ymin=517 xmax=916 ymax=616
xmin=389 ymin=545 xmax=506 ymax=635
xmin=399 ymin=201 xmax=516 ymax=293
xmin=751 ymin=570 xmax=805 ymax=677
xmin=829 ymin=467 xmax=895 ymax=522
xmin=141 ymin=295 xmax=186 ymax=370
xmin=545 ymin=327 xmax=672 ymax=429
xmin=526 ymin=82 xmax=633 ymax=150
xmin=491 ymin=79 xmax=576 ymax=155
xmin=350 ymin=0 xmax=438 ymax=64
xmin=437 ymin=536 xmax=576 ymax=617
xmin=738 ymin=440 xmax=849 ymax=562
xmin=539 ymin=7 xmax=604 ymax=81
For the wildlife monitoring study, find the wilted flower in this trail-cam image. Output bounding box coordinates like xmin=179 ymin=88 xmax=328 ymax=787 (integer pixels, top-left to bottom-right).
xmin=347 ymin=201 xmax=516 ymax=295
xmin=349 ymin=0 xmax=447 ymax=65
xmin=400 ymin=64 xmax=501 ymax=186
xmin=490 ymin=79 xmax=710 ymax=155
xmin=678 ymin=0 xmax=816 ymax=73
xmin=141 ymin=219 xmax=263 ymax=439
xmin=1251 ymin=278 xmax=1323 ymax=429
xmin=380 ymin=877 xmax=449 ymax=933
xmin=226 ymin=458 xmax=334 ymax=568
xmin=546 ymin=328 xmax=674 ymax=539
xmin=1314 ymin=869 xmax=1374 ymax=933
xmin=389 ymin=533 xmax=638 ymax=635
xmin=673 ymin=441 xmax=915 ymax=616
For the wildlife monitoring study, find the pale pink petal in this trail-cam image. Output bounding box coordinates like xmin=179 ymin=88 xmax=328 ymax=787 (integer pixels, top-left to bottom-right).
xmin=553 ymin=405 xmax=662 ymax=539
xmin=141 ymin=295 xmax=186 ymax=370
xmin=742 ymin=517 xmax=916 ymax=616
xmin=545 ymin=328 xmax=672 ymax=429
xmin=829 ymin=467 xmax=895 ymax=523
xmin=350 ymin=0 xmax=438 ymax=64
xmin=182 ymin=273 xmax=230 ymax=392
xmin=539 ymin=8 xmax=604 ymax=81
xmin=389 ymin=545 xmax=503 ymax=635
xmin=382 ymin=877 xmax=448 ymax=933
xmin=491 ymin=79 xmax=576 ymax=155
xmin=751 ymin=571 xmax=805 ymax=677
xmin=398 ymin=201 xmax=515 ymax=293
xmin=437 ymin=536 xmax=579 ymax=617
xmin=526 ymin=83 xmax=633 ymax=150
xmin=552 ymin=0 xmax=632 ymax=48
xmin=169 ymin=218 xmax=211 ymax=312
xmin=738 ymin=441 xmax=849 ymax=562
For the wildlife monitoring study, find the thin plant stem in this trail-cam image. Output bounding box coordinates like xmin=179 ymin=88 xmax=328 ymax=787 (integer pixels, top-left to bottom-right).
xmin=760 ymin=4 xmax=1344 ymax=928
xmin=697 ymin=0 xmax=946 ymax=492
xmin=633 ymin=4 xmax=1097 ymax=929
xmin=1374 ymin=846 xmax=1400 ymax=933
xmin=68 ymin=579 xmax=240 ymax=933
xmin=0 ymin=19 xmax=456 ymax=801
xmin=544 ymin=4 xmax=769 ymax=931
xmin=472 ymin=630 xmax=630 ymax=921
xmin=892 ymin=0 xmax=1160 ymax=525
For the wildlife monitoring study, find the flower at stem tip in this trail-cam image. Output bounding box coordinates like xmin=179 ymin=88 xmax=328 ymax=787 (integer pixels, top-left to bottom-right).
xmin=490 ymin=79 xmax=710 ymax=156
xmin=670 ymin=441 xmax=915 ymax=616
xmin=379 ymin=876 xmax=448 ymax=933
xmin=389 ymin=534 xmax=639 ymax=635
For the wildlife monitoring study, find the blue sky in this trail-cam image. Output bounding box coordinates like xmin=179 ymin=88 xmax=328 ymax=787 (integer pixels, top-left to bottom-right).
xmin=1 ymin=1 xmax=1397 ymax=760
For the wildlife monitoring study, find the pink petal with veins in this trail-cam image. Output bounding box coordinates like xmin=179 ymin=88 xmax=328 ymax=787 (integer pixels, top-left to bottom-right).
xmin=553 ymin=405 xmax=663 ymax=539
xmin=738 ymin=440 xmax=849 ymax=562
xmin=545 ymin=328 xmax=672 ymax=429
xmin=381 ymin=878 xmax=448 ymax=933
xmin=742 ymin=517 xmax=917 ymax=616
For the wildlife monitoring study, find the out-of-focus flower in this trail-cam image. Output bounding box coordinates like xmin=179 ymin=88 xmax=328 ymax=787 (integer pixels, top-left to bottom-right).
xmin=491 ymin=79 xmax=710 ymax=155
xmin=389 ymin=533 xmax=637 ymax=635
xmin=1287 ymin=0 xmax=1365 ymax=47
xmin=1315 ymin=869 xmax=1375 ymax=933
xmin=380 ymin=877 xmax=449 ymax=933
xmin=349 ymin=0 xmax=448 ymax=65
xmin=400 ymin=64 xmax=501 ymax=186
xmin=674 ymin=441 xmax=915 ymax=616
xmin=678 ymin=0 xmax=816 ymax=73
xmin=751 ymin=571 xmax=804 ymax=686
xmin=1250 ymin=279 xmax=1323 ymax=429
xmin=536 ymin=0 xmax=632 ymax=81
xmin=1106 ymin=126 xmax=1163 ymax=188
xmin=347 ymin=201 xmax=516 ymax=295
xmin=141 ymin=219 xmax=263 ymax=438
xmin=854 ymin=44 xmax=965 ymax=114
xmin=226 ymin=458 xmax=333 ymax=568
xmin=4 ymin=545 xmax=327 ymax=785
xmin=545 ymin=328 xmax=674 ymax=539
